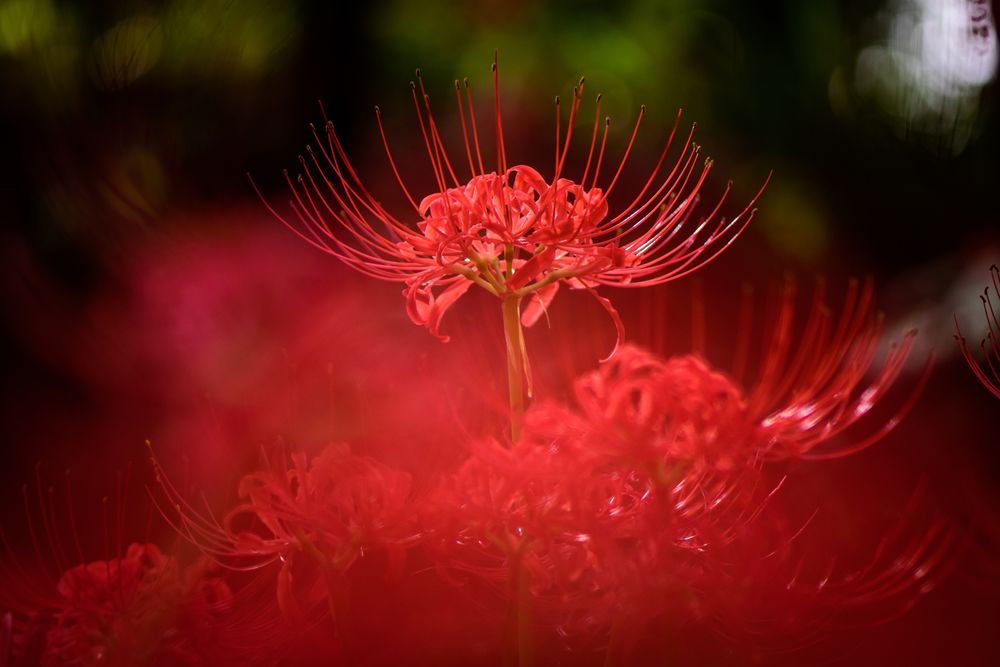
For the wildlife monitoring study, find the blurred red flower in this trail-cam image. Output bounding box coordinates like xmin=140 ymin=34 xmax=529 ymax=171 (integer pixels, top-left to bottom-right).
xmin=955 ymin=264 xmax=1000 ymax=399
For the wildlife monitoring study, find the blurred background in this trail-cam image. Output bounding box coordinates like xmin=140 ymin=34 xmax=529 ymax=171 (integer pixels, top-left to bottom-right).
xmin=0 ymin=0 xmax=997 ymax=663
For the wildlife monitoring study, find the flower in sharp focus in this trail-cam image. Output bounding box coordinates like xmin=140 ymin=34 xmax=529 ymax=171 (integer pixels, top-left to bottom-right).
xmin=955 ymin=264 xmax=1000 ymax=399
xmin=254 ymin=54 xmax=768 ymax=350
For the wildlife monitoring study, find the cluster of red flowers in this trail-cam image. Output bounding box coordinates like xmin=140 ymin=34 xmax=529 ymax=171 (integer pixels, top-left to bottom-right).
xmin=0 ymin=484 xmax=242 ymax=665
xmin=136 ymin=331 xmax=949 ymax=664
xmin=1 ymin=57 xmax=994 ymax=665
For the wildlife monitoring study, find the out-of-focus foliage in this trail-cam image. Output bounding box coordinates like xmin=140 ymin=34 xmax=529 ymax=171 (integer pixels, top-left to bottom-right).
xmin=0 ymin=0 xmax=299 ymax=105
xmin=375 ymin=0 xmax=747 ymax=131
xmin=159 ymin=0 xmax=300 ymax=79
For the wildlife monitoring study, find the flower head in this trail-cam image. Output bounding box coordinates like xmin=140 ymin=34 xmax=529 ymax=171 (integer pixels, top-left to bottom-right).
xmin=255 ymin=54 xmax=767 ymax=349
xmin=0 ymin=471 xmax=236 ymax=665
xmin=230 ymin=443 xmax=416 ymax=570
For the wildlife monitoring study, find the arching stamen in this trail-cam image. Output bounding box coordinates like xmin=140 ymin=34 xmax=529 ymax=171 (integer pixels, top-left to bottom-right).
xmin=554 ymin=95 xmax=561 ymax=179
xmin=373 ymin=110 xmax=421 ymax=213
xmin=463 ymin=78 xmax=486 ymax=175
xmin=604 ymin=109 xmax=684 ymax=228
xmin=600 ymin=121 xmax=696 ymax=233
xmin=310 ymin=126 xmax=421 ymax=243
xmin=302 ymin=146 xmax=417 ymax=256
xmin=410 ymin=79 xmax=448 ymax=194
xmin=589 ymin=116 xmax=611 ymax=191
xmin=321 ymin=120 xmax=416 ymax=232
xmin=454 ymin=80 xmax=478 ymax=179
xmin=603 ymin=104 xmax=646 ymax=199
xmin=580 ymin=93 xmax=602 ymax=186
xmin=416 ymin=71 xmax=461 ymax=188
xmin=555 ymin=79 xmax=584 ymax=178
xmin=804 ymin=344 xmax=934 ymax=461
xmin=492 ymin=51 xmax=508 ymax=176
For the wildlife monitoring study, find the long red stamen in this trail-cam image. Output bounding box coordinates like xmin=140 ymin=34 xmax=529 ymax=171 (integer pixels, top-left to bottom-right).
xmin=603 ymin=104 xmax=645 ymax=198
xmin=580 ymin=93 xmax=602 ymax=186
xmin=416 ymin=71 xmax=461 ymax=188
xmin=454 ymin=80 xmax=478 ymax=179
xmin=410 ymin=79 xmax=448 ymax=194
xmin=463 ymin=78 xmax=486 ymax=175
xmin=374 ymin=110 xmax=422 ymax=212
xmin=492 ymin=51 xmax=508 ymax=176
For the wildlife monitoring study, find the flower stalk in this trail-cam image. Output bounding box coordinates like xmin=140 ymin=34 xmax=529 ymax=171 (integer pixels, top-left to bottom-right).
xmin=501 ymin=295 xmax=529 ymax=440
xmin=502 ymin=551 xmax=534 ymax=667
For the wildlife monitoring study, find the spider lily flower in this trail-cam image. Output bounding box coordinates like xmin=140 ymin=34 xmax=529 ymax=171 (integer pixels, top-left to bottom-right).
xmin=571 ymin=279 xmax=930 ymax=469
xmin=150 ymin=442 xmax=419 ymax=624
xmin=421 ymin=280 xmax=941 ymax=655
xmin=955 ymin=264 xmax=1000 ymax=399
xmin=0 ymin=471 xmax=234 ymax=665
xmin=424 ymin=404 xmax=787 ymax=651
xmin=253 ymin=54 xmax=769 ymax=438
xmin=255 ymin=56 xmax=766 ymax=343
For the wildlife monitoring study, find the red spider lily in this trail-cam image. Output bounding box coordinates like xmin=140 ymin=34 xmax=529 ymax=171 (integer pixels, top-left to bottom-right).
xmin=746 ymin=279 xmax=931 ymax=460
xmin=0 ymin=471 xmax=236 ymax=666
xmin=150 ymin=442 xmax=418 ymax=624
xmin=254 ymin=54 xmax=767 ymax=344
xmin=569 ymin=280 xmax=929 ymax=471
xmin=424 ymin=404 xmax=785 ymax=653
xmin=420 ymin=279 xmax=939 ymax=655
xmin=1 ymin=543 xmax=246 ymax=666
xmin=955 ymin=264 xmax=1000 ymax=399
xmin=31 ymin=543 xmax=184 ymax=664
xmin=425 ymin=430 xmax=645 ymax=655
xmin=253 ymin=53 xmax=769 ymax=439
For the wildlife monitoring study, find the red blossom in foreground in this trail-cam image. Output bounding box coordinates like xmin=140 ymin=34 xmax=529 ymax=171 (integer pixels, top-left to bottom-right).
xmin=421 ymin=281 xmax=942 ymax=651
xmin=955 ymin=264 xmax=1000 ymax=399
xmin=134 ymin=279 xmax=953 ymax=663
xmin=255 ymin=54 xmax=767 ymax=350
xmin=426 ymin=413 xmax=777 ymax=641
xmin=1 ymin=540 xmax=234 ymax=666
xmin=151 ymin=443 xmax=418 ymax=622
